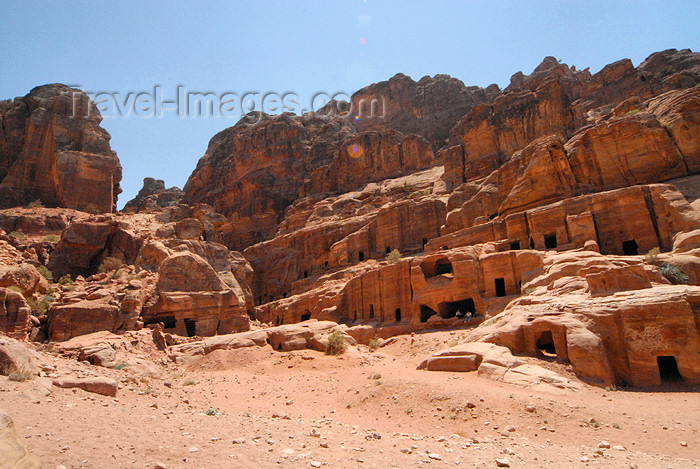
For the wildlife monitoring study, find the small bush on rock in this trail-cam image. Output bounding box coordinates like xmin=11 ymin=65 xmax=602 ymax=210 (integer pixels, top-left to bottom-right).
xmin=386 ymin=249 xmax=401 ymax=264
xmin=27 ymin=294 xmax=54 ymax=316
xmin=8 ymin=230 xmax=26 ymax=242
xmin=26 ymin=199 xmax=44 ymax=209
xmin=325 ymin=331 xmax=347 ymax=355
xmin=98 ymin=257 xmax=123 ymax=273
xmin=644 ymin=247 xmax=660 ymax=265
xmin=37 ymin=265 xmax=53 ymax=281
xmin=368 ymin=337 xmax=381 ymax=351
xmin=659 ymin=263 xmax=689 ymax=285
xmin=57 ymin=274 xmax=72 ymax=285
xmin=42 ymin=234 xmax=60 ymax=243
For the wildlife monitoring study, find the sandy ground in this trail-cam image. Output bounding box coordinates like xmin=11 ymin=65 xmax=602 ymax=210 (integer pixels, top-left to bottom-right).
xmin=2 ymin=330 xmax=699 ymax=469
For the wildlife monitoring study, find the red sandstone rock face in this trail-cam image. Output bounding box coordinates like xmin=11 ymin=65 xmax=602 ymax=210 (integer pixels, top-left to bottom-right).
xmin=442 ymin=49 xmax=700 ymax=187
xmin=443 ymin=88 xmax=700 ymax=234
xmin=349 ymin=73 xmax=500 ymax=150
xmin=182 ymin=112 xmax=358 ymax=250
xmin=182 ymin=111 xmax=441 ymax=250
xmin=0 ymin=84 xmax=122 ymax=212
xmin=243 ymin=168 xmax=446 ymax=304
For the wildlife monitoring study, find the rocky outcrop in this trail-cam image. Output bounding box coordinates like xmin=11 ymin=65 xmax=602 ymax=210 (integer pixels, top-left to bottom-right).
xmin=243 ymin=168 xmax=446 ymax=304
xmin=167 ymin=320 xmax=357 ymax=362
xmin=0 ymin=336 xmax=40 ymax=378
xmin=47 ymin=218 xmax=142 ymax=279
xmin=47 ymin=269 xmax=155 ymax=342
xmin=0 ymin=84 xmax=122 ymax=212
xmin=443 ymin=87 xmax=700 ymax=233
xmin=442 ymin=49 xmax=700 ymax=187
xmin=122 ymin=177 xmax=184 ymax=213
xmin=0 ymin=264 xmax=48 ymax=298
xmin=349 ymin=72 xmax=500 ymax=150
xmin=183 ymin=112 xmax=358 ymax=249
xmin=0 ymin=289 xmax=33 ymax=340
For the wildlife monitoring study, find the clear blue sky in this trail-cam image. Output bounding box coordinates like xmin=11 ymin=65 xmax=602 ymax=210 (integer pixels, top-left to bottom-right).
xmin=1 ymin=1 xmax=698 ymax=208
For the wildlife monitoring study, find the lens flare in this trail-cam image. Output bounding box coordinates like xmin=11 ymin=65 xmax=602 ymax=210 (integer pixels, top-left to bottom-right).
xmin=348 ymin=143 xmax=364 ymax=158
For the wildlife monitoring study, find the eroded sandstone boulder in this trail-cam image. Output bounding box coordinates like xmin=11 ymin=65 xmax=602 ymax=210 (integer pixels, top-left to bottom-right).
xmin=0 ymin=289 xmax=33 ymax=340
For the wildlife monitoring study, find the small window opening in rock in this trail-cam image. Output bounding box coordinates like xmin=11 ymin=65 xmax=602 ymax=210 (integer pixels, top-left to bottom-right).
xmin=303 ymin=270 xmax=309 ymax=278
xmin=510 ymin=240 xmax=520 ymax=250
xmin=529 ymin=238 xmax=535 ymax=249
xmin=359 ymin=251 xmax=365 ymax=262
xmin=441 ymin=245 xmax=449 ymax=251
xmin=369 ymin=304 xmax=375 ymax=319
xmin=395 ymin=308 xmax=402 ymax=322
xmin=300 ymin=313 xmax=311 ymax=321
xmin=435 ymin=258 xmax=453 ymax=275
xmin=422 ymin=238 xmax=428 ymax=247
xmin=494 ymin=278 xmax=507 ymax=297
xmin=386 ymin=246 xmax=391 ymax=254
xmin=184 ymin=318 xmax=197 ymax=337
xmin=657 ymin=356 xmax=682 ymax=382
xmin=622 ymin=239 xmax=638 ymax=256
xmin=544 ymin=233 xmax=557 ymax=249
xmin=536 ymin=330 xmax=556 ymax=357
xmin=324 ymin=261 xmax=329 ymax=268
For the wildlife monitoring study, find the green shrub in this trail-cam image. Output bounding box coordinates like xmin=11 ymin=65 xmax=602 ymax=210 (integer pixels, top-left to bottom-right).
xmin=659 ymin=263 xmax=689 ymax=285
xmin=98 ymin=257 xmax=123 ymax=273
xmin=37 ymin=265 xmax=53 ymax=281
xmin=644 ymin=247 xmax=660 ymax=265
xmin=57 ymin=274 xmax=72 ymax=285
xmin=386 ymin=249 xmax=401 ymax=264
xmin=8 ymin=230 xmax=25 ymax=242
xmin=26 ymin=199 xmax=44 ymax=209
xmin=26 ymin=295 xmax=53 ymax=316
xmin=84 ymin=203 xmax=101 ymax=214
xmin=183 ymin=378 xmax=196 ymax=386
xmin=0 ymin=100 xmax=13 ymax=112
xmin=112 ymin=362 xmax=129 ymax=370
xmin=368 ymin=337 xmax=381 ymax=351
xmin=42 ymin=234 xmax=60 ymax=243
xmin=325 ymin=331 xmax=348 ymax=355
xmin=203 ymin=408 xmax=219 ymax=416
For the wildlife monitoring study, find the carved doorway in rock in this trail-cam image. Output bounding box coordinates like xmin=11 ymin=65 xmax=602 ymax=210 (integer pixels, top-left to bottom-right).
xmin=657 ymin=356 xmax=682 ymax=382
xmin=536 ymin=330 xmax=556 ymax=358
xmin=184 ymin=318 xmax=197 ymax=337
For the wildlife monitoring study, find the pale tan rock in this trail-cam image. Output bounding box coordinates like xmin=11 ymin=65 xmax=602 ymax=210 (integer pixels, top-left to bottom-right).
xmin=52 ymin=376 xmax=118 ymax=396
xmin=0 ymin=408 xmax=42 ymax=469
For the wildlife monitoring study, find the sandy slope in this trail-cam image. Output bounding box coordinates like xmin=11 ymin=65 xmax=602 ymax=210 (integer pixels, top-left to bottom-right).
xmin=1 ymin=330 xmax=699 ymax=468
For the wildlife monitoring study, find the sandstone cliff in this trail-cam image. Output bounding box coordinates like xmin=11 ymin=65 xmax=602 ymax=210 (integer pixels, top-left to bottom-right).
xmin=0 ymin=84 xmax=122 ymax=212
